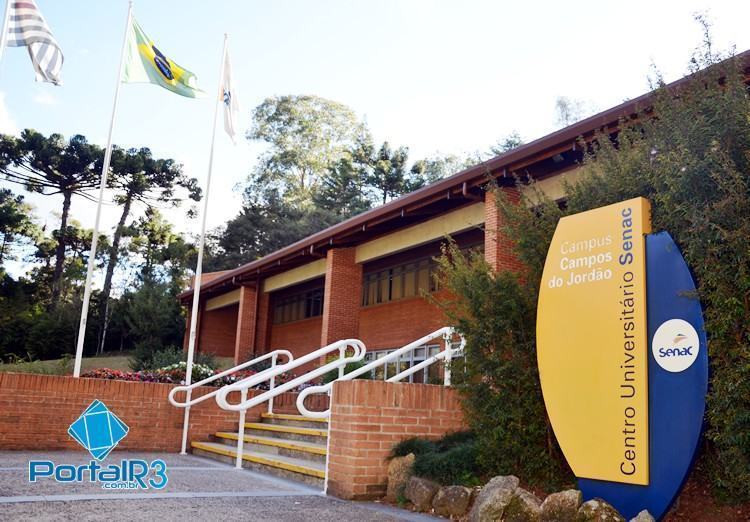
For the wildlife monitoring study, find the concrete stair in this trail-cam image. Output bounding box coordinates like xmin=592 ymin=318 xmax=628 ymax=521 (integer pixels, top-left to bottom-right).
xmin=191 ymin=412 xmax=328 ymax=488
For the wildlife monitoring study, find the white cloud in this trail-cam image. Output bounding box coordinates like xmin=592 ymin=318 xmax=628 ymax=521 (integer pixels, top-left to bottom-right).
xmin=0 ymin=92 xmax=18 ymax=135
xmin=32 ymin=90 xmax=57 ymax=106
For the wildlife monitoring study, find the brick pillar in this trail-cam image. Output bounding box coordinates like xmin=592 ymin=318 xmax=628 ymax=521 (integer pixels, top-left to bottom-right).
xmin=233 ymin=285 xmax=258 ymax=364
xmin=320 ymin=248 xmax=362 ymax=346
xmin=484 ymin=186 xmax=522 ymax=273
xmin=182 ymin=303 xmax=202 ymax=352
xmin=255 ymin=290 xmax=271 ymax=353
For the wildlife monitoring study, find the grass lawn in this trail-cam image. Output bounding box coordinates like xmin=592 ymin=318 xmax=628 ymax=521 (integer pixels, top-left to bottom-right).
xmin=0 ymin=354 xmax=235 ymax=375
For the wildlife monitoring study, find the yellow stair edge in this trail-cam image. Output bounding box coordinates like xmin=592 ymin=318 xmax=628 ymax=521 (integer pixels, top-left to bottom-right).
xmin=215 ymin=432 xmax=327 ymax=456
xmin=261 ymin=412 xmax=328 ymax=423
xmin=244 ymin=422 xmax=327 ymax=438
xmin=191 ymin=441 xmax=326 ymax=479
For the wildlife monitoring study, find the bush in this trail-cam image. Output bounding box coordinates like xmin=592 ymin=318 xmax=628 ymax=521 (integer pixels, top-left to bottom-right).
xmin=433 ymin=245 xmax=571 ymax=490
xmin=389 ymin=431 xmax=481 ymax=487
xmin=413 ymin=441 xmax=480 ymax=487
xmin=390 ymin=437 xmax=437 ymax=459
xmin=129 ymin=344 xmax=216 ymax=372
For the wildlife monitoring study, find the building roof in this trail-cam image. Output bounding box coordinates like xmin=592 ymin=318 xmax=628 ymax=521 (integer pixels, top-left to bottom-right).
xmin=180 ymin=50 xmax=750 ymax=303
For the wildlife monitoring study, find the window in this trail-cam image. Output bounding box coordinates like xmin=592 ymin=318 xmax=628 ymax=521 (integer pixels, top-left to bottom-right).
xmin=362 ymin=257 xmax=439 ymax=306
xmin=363 ymin=344 xmax=464 ymax=383
xmin=272 ymin=288 xmax=324 ymax=324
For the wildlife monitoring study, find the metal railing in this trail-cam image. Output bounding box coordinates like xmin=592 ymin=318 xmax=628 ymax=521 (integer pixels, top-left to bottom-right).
xmin=296 ymin=326 xmax=462 ymax=419
xmin=169 ymin=349 xmax=293 ymax=455
xmin=214 ymin=339 xmax=366 ymax=468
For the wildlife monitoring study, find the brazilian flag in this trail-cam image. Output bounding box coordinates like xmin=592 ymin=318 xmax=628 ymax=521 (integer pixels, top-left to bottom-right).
xmin=122 ymin=17 xmax=205 ymax=98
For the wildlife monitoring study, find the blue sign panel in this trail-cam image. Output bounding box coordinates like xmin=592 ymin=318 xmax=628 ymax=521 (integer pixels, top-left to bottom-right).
xmin=578 ymin=232 xmax=708 ymax=520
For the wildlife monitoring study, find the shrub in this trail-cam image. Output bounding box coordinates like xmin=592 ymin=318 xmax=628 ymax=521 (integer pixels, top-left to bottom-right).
xmin=413 ymin=441 xmax=480 ymax=487
xmin=129 ymin=344 xmax=216 ymax=372
xmin=389 ymin=432 xmax=482 ymax=486
xmin=390 ymin=437 xmax=437 ymax=459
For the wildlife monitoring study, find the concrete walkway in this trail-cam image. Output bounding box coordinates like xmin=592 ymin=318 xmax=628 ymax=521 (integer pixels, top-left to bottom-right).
xmin=0 ymin=451 xmax=436 ymax=521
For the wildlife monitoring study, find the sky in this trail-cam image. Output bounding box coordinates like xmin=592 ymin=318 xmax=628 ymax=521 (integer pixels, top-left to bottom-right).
xmin=1 ymin=0 xmax=750 ymax=281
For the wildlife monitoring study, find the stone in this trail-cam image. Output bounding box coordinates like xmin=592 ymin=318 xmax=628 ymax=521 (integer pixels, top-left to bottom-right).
xmin=385 ymin=453 xmax=415 ymax=502
xmin=405 ymin=476 xmax=440 ymax=512
xmin=629 ymin=510 xmax=655 ymax=522
xmin=432 ymin=485 xmax=474 ymax=517
xmin=576 ymin=499 xmax=626 ymax=522
xmin=468 ymin=475 xmax=520 ymax=522
xmin=504 ymin=487 xmax=543 ymax=521
xmin=540 ymin=489 xmax=583 ymax=521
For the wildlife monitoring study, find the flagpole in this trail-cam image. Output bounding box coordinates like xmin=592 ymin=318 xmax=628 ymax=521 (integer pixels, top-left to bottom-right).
xmin=180 ymin=33 xmax=228 ymax=455
xmin=73 ymin=0 xmax=133 ymax=378
xmin=0 ymin=0 xmax=12 ymax=64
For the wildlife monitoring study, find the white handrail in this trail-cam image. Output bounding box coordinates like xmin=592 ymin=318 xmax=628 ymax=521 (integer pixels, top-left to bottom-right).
xmin=168 ymin=349 xmax=293 ymax=408
xmin=296 ymin=327 xmax=460 ymax=419
xmin=213 ymin=338 xmax=365 ymax=469
xmin=215 ymin=339 xmax=366 ymax=412
xmin=388 ymin=333 xmax=465 ymax=383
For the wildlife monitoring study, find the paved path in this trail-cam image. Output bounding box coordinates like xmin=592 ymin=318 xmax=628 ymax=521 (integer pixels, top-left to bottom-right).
xmin=0 ymin=451 xmax=436 ymax=521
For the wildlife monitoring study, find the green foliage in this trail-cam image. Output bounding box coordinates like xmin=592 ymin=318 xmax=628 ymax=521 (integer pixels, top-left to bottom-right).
xmin=390 ymin=431 xmax=481 ymax=486
xmin=390 ymin=437 xmax=437 ymax=459
xmin=435 ymin=42 xmax=750 ymax=500
xmin=432 ymin=244 xmax=570 ymax=489
xmin=413 ymin=441 xmax=480 ymax=486
xmin=0 ymin=130 xmax=103 ymax=303
xmin=561 ymin=48 xmax=750 ymax=501
xmin=249 ymin=94 xmax=365 ymax=198
xmin=0 ymin=188 xmax=39 ymax=265
xmin=129 ymin=344 xmax=215 ymax=372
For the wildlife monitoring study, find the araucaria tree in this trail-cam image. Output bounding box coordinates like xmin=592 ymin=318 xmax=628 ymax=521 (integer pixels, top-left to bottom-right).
xmin=97 ymin=147 xmax=200 ymax=354
xmin=0 ymin=130 xmax=102 ymax=304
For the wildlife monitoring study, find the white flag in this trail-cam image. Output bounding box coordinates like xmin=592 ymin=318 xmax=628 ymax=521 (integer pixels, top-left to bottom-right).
xmin=220 ymin=46 xmax=239 ymax=143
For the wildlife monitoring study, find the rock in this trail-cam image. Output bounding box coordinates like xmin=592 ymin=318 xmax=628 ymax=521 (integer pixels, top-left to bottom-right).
xmin=468 ymin=475 xmax=520 ymax=522
xmin=576 ymin=499 xmax=626 ymax=521
xmin=405 ymin=476 xmax=440 ymax=512
xmin=385 ymin=453 xmax=415 ymax=502
xmin=629 ymin=510 xmax=655 ymax=522
xmin=504 ymin=487 xmax=543 ymax=521
xmin=432 ymin=485 xmax=474 ymax=517
xmin=540 ymin=489 xmax=583 ymax=521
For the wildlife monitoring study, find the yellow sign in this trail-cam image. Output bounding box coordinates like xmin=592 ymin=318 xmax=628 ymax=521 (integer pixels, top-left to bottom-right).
xmin=537 ymin=197 xmax=651 ymax=485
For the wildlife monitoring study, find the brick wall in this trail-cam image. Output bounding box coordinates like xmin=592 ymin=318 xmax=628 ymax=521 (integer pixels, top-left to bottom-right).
xmin=359 ymin=292 xmax=449 ymax=350
xmin=321 ymin=248 xmax=362 ymax=345
xmin=198 ymin=304 xmax=237 ymax=358
xmin=269 ymin=316 xmax=323 ymax=374
xmin=234 ymin=285 xmax=258 ymax=363
xmin=255 ymin=291 xmax=271 ymax=351
xmin=326 ymin=379 xmax=467 ymax=500
xmin=0 ymin=373 xmax=317 ymax=451
xmin=484 ymin=187 xmax=524 ymax=273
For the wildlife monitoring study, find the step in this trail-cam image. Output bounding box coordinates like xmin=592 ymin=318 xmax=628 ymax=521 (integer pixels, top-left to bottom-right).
xmin=261 ymin=412 xmax=329 ymax=429
xmin=191 ymin=441 xmax=325 ymax=488
xmin=244 ymin=422 xmax=328 ymax=444
xmin=214 ymin=431 xmax=327 ymax=464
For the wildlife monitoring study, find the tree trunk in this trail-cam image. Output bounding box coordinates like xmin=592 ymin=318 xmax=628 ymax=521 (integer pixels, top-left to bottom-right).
xmin=51 ymin=190 xmax=72 ymax=305
xmin=97 ymin=195 xmax=132 ymax=354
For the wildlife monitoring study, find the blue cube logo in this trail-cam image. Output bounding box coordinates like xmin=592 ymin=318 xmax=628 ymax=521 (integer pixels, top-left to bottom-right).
xmin=68 ymin=400 xmax=129 ymax=461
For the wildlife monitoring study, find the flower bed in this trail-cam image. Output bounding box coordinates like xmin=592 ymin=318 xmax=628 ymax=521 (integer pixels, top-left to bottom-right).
xmin=81 ymin=361 xmax=301 ymax=389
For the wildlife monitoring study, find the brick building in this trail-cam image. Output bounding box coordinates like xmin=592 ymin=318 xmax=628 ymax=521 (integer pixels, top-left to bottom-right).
xmin=179 ymin=60 xmax=747 ymax=376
